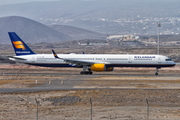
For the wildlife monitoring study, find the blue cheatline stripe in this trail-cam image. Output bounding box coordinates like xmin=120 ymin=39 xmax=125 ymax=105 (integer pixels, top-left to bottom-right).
xmin=25 ymin=63 xmax=175 ymax=68
xmin=106 ymin=64 xmax=175 ymax=68
xmin=26 ymin=63 xmax=76 ymax=67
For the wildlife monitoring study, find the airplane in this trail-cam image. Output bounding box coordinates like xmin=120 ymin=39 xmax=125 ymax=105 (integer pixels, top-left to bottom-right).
xmin=8 ymin=32 xmax=176 ymax=75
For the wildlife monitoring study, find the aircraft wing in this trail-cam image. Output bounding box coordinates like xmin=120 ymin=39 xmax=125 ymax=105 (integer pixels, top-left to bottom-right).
xmin=52 ymin=49 xmax=94 ymax=66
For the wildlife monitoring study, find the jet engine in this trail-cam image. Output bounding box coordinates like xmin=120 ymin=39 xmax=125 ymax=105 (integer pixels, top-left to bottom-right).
xmin=90 ymin=64 xmax=114 ymax=72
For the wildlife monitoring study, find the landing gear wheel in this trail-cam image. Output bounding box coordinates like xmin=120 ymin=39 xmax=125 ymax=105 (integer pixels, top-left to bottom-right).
xmin=80 ymin=71 xmax=93 ymax=75
xmin=89 ymin=72 xmax=93 ymax=75
xmin=155 ymin=67 xmax=160 ymax=76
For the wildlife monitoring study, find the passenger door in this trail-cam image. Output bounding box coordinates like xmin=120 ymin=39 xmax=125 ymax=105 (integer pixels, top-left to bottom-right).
xmin=128 ymin=56 xmax=132 ymax=63
xmin=158 ymin=57 xmax=161 ymax=63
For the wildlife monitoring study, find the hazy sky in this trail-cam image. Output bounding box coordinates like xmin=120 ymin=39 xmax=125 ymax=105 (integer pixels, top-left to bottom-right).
xmin=0 ymin=0 xmax=61 ymax=5
xmin=1 ymin=0 xmax=177 ymax=6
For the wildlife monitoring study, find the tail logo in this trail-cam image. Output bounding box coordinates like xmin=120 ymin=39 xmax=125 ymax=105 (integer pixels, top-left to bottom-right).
xmin=54 ymin=54 xmax=58 ymax=57
xmin=12 ymin=41 xmax=26 ymax=50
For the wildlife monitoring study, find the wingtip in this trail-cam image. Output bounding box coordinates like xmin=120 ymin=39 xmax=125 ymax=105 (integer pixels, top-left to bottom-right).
xmin=52 ymin=49 xmax=55 ymax=53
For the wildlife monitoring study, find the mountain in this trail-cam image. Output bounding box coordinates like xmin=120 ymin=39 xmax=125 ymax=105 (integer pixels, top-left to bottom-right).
xmin=0 ymin=16 xmax=72 ymax=44
xmin=50 ymin=25 xmax=105 ymax=40
xmin=0 ymin=16 xmax=105 ymax=44
xmin=0 ymin=0 xmax=180 ymax=34
xmin=1 ymin=0 xmax=179 ymax=19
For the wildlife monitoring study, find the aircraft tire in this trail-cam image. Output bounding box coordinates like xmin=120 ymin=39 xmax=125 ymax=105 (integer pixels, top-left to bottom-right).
xmin=155 ymin=72 xmax=158 ymax=75
xmin=80 ymin=71 xmax=92 ymax=75
xmin=80 ymin=71 xmax=85 ymax=74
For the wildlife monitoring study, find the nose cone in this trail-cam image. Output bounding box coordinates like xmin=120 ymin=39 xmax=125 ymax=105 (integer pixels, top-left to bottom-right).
xmin=171 ymin=61 xmax=176 ymax=66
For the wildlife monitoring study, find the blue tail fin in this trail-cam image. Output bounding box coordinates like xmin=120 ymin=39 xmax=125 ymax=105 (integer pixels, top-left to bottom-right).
xmin=8 ymin=32 xmax=36 ymax=56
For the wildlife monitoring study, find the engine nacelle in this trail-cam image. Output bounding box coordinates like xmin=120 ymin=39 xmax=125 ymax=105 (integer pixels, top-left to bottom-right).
xmin=90 ymin=64 xmax=114 ymax=72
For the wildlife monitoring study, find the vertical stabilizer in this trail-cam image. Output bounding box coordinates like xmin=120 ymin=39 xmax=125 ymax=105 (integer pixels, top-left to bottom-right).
xmin=8 ymin=32 xmax=36 ymax=56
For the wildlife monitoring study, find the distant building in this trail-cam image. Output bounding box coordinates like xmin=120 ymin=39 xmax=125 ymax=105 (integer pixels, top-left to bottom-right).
xmin=78 ymin=42 xmax=109 ymax=46
xmin=162 ymin=41 xmax=180 ymax=46
xmin=107 ymin=35 xmax=139 ymax=41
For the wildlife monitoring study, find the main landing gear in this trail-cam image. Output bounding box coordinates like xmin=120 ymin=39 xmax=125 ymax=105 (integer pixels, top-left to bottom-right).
xmin=80 ymin=71 xmax=93 ymax=75
xmin=155 ymin=67 xmax=161 ymax=75
xmin=80 ymin=66 xmax=93 ymax=75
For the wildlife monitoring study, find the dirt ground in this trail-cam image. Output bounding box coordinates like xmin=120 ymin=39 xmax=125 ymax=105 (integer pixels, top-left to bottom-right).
xmin=0 ymin=64 xmax=180 ymax=120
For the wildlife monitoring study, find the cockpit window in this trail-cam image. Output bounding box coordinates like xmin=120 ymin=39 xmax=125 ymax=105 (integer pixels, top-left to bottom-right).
xmin=166 ymin=59 xmax=172 ymax=61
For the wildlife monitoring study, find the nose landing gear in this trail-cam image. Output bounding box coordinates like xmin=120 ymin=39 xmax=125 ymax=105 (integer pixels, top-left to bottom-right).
xmin=155 ymin=67 xmax=161 ymax=75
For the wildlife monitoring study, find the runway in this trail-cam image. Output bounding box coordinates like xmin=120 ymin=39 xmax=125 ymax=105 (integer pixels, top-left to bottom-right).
xmin=0 ymin=64 xmax=180 ymax=93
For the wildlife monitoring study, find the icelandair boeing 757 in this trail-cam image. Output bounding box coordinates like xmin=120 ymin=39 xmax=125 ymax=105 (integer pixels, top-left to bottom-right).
xmin=8 ymin=32 xmax=176 ymax=75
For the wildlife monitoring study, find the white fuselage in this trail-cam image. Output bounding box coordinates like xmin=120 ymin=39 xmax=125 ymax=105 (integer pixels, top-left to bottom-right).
xmin=9 ymin=54 xmax=176 ymax=68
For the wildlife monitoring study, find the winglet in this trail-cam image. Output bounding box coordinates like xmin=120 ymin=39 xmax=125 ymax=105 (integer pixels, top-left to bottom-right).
xmin=52 ymin=49 xmax=59 ymax=58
